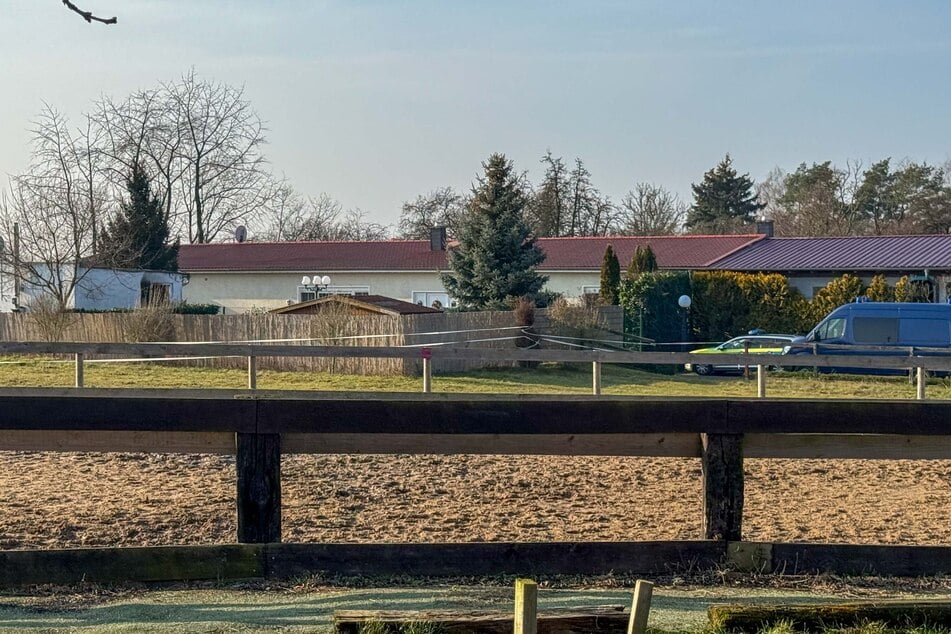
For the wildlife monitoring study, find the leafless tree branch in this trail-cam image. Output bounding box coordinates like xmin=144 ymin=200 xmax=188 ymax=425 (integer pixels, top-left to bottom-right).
xmin=62 ymin=0 xmax=117 ymax=25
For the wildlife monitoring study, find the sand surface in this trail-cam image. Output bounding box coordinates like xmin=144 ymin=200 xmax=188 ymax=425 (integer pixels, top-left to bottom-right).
xmin=0 ymin=452 xmax=948 ymax=549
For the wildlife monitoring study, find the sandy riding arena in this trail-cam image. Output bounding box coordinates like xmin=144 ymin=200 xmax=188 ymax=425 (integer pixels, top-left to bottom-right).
xmin=0 ymin=452 xmax=948 ymax=549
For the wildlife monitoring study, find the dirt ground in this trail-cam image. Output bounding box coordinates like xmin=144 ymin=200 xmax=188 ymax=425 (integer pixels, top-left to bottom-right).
xmin=0 ymin=452 xmax=948 ymax=549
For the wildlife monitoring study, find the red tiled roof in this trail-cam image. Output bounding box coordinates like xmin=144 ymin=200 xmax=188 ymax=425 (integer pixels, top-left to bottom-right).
xmin=712 ymin=235 xmax=951 ymax=272
xmin=178 ymin=235 xmax=764 ymax=273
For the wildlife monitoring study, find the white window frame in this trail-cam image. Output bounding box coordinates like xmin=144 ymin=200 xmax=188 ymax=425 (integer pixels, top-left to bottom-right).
xmin=412 ymin=290 xmax=451 ymax=308
xmin=298 ymin=285 xmax=370 ymax=302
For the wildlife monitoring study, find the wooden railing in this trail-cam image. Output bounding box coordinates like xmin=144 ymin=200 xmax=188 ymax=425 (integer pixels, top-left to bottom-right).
xmin=2 ymin=341 xmax=950 ymax=399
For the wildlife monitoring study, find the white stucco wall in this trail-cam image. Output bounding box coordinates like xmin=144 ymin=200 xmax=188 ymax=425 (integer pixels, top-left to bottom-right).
xmin=183 ymin=269 xmax=606 ymax=314
xmin=19 ymin=266 xmax=183 ymax=310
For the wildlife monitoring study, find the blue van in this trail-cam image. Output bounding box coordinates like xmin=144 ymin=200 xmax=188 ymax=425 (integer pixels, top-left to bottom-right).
xmin=786 ymin=302 xmax=951 ymax=374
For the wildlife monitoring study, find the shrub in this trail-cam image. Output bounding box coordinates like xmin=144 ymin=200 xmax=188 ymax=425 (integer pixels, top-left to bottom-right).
xmin=547 ymin=295 xmax=606 ymax=344
xmin=513 ymin=296 xmax=536 ymax=327
xmin=123 ymin=301 xmax=176 ymax=342
xmin=173 ymin=302 xmax=220 ymax=315
xmin=809 ymin=274 xmax=864 ymax=323
xmin=619 ymin=271 xmax=691 ymax=346
xmin=26 ymin=295 xmax=76 ymax=342
xmin=865 ymin=274 xmax=893 ymax=302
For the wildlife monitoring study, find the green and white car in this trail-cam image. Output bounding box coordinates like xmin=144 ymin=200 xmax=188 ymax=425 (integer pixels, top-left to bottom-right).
xmin=685 ymin=334 xmax=797 ymax=376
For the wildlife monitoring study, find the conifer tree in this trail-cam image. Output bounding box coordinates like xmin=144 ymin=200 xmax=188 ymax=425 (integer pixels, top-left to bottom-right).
xmin=599 ymin=244 xmax=621 ymax=305
xmin=99 ymin=164 xmax=179 ymax=271
xmin=686 ymin=154 xmax=765 ymax=234
xmin=441 ymin=154 xmax=547 ymax=310
xmin=626 ymin=244 xmax=658 ymax=279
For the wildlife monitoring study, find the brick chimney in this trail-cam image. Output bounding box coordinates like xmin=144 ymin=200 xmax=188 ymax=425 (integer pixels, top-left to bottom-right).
xmin=430 ymin=226 xmax=447 ymax=251
xmin=755 ymin=219 xmax=774 ymax=237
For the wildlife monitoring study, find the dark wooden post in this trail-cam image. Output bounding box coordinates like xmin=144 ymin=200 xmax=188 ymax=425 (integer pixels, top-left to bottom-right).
xmin=236 ymin=432 xmax=281 ymax=543
xmin=701 ymin=433 xmax=744 ymax=541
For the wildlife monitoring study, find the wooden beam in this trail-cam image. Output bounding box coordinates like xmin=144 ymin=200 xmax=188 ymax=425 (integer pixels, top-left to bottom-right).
xmin=281 ymin=433 xmax=702 ymax=457
xmin=236 ymin=433 xmax=281 ymax=544
xmin=0 ymin=545 xmax=262 ymax=586
xmin=708 ymin=600 xmax=951 ymax=631
xmin=264 ymin=541 xmax=724 ymax=578
xmin=628 ymin=580 xmax=654 ymax=634
xmin=514 ymin=578 xmax=538 ymax=634
xmin=0 ymin=430 xmax=235 ymax=453
xmin=701 ymin=433 xmax=744 ymax=541
xmin=334 ymin=606 xmax=628 ymax=634
xmin=744 ymin=434 xmax=951 ymax=460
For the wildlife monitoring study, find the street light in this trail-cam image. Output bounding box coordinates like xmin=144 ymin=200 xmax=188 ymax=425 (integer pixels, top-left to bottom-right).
xmin=678 ymin=295 xmax=692 ymax=351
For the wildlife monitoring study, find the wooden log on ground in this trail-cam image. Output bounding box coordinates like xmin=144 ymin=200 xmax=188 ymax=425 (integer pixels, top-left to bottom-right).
xmin=334 ymin=606 xmax=628 ymax=633
xmin=708 ymin=600 xmax=951 ymax=632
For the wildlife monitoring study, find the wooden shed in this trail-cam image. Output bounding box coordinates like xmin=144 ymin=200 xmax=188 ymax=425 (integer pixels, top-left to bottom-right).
xmin=269 ymin=294 xmax=443 ymax=317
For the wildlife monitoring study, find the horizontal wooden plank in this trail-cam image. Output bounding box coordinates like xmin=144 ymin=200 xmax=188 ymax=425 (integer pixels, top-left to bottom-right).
xmin=744 ymin=434 xmax=951 ymax=459
xmin=0 ymin=430 xmax=235 ymax=453
xmin=257 ymin=398 xmax=729 ymax=434
xmin=0 ymin=341 xmax=948 ymax=371
xmin=334 ymin=606 xmax=628 ymax=634
xmin=708 ymin=600 xmax=951 ymax=631
xmin=264 ymin=542 xmax=725 ymax=578
xmin=727 ymin=400 xmax=951 ymax=435
xmin=767 ymin=542 xmax=951 ymax=576
xmin=0 ymin=545 xmax=263 ymax=586
xmin=0 ymin=393 xmax=256 ymax=432
xmin=282 ymin=433 xmax=702 ymax=456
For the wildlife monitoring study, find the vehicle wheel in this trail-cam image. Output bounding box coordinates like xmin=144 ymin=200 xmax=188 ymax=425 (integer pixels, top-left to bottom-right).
xmin=694 ymin=364 xmax=714 ymax=376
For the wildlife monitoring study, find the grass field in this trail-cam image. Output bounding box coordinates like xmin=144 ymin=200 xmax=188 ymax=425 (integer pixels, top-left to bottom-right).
xmin=0 ymin=355 xmax=949 ymax=399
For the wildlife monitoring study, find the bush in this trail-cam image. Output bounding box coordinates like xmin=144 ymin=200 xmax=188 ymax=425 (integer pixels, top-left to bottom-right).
xmin=123 ymin=301 xmax=176 ymax=342
xmin=619 ymin=271 xmax=691 ymax=346
xmin=809 ymin=273 xmax=864 ymax=323
xmin=26 ymin=295 xmax=76 ymax=342
xmin=173 ymin=302 xmax=220 ymax=315
xmin=547 ymin=296 xmax=607 ymax=344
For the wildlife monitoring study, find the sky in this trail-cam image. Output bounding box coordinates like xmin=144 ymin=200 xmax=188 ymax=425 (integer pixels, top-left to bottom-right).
xmin=2 ymin=1 xmax=951 ymax=230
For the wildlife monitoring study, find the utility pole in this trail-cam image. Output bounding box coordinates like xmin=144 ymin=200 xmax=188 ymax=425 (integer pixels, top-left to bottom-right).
xmin=12 ymin=222 xmax=20 ymax=311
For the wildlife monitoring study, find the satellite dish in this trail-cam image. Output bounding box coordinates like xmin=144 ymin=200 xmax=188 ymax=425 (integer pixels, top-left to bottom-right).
xmin=234 ymin=225 xmax=247 ymax=243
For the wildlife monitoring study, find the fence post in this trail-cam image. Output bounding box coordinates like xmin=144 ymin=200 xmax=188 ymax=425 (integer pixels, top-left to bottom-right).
xmin=514 ymin=578 xmax=538 ymax=634
xmin=236 ymin=432 xmax=281 ymax=543
xmin=592 ymin=361 xmax=602 ymax=395
xmin=247 ymin=355 xmax=257 ymax=390
xmin=74 ymin=353 xmax=84 ymax=388
xmin=701 ymin=433 xmax=744 ymax=541
xmin=627 ymin=579 xmax=654 ymax=634
xmin=421 ymin=347 xmax=432 ymax=393
xmin=917 ymin=366 xmax=926 ymax=401
xmin=756 ymin=364 xmax=766 ymax=398
xmin=743 ymin=341 xmax=751 ymax=380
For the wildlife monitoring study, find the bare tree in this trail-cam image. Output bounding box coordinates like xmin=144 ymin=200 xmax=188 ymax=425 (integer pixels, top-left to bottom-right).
xmin=259 ymin=190 xmax=389 ymax=241
xmin=618 ymin=183 xmax=686 ymax=235
xmin=397 ymin=187 xmax=465 ymax=239
xmin=0 ymin=106 xmax=106 ymax=308
xmin=167 ymin=70 xmax=272 ymax=243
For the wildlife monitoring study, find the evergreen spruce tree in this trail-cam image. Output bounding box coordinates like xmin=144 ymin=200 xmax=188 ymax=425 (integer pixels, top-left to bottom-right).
xmin=598 ymin=244 xmax=621 ymax=305
xmin=99 ymin=164 xmax=179 ymax=271
xmin=441 ymin=154 xmax=547 ymax=310
xmin=686 ymin=154 xmax=765 ymax=234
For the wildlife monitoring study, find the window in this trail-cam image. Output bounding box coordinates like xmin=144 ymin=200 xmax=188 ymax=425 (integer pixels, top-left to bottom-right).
xmin=140 ymin=282 xmax=171 ymax=306
xmin=899 ymin=318 xmax=951 ymax=345
xmin=811 ymin=317 xmax=846 ymax=342
xmin=298 ymin=285 xmax=369 ymax=302
xmin=581 ymin=285 xmax=600 ymax=296
xmin=412 ymin=291 xmax=450 ymax=309
xmin=853 ymin=317 xmax=899 ymax=344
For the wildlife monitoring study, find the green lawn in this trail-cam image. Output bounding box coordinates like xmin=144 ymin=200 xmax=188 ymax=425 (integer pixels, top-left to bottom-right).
xmin=0 ymin=355 xmax=947 ymax=400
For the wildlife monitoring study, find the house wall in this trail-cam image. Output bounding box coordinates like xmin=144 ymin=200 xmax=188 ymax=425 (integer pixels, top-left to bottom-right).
xmin=787 ymin=273 xmax=950 ymax=302
xmin=184 ymin=270 xmax=607 ymax=314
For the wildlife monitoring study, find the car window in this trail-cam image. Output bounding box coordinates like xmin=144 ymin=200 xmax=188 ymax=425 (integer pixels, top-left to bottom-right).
xmin=853 ymin=317 xmax=899 ymax=344
xmin=812 ymin=317 xmax=846 ymax=341
xmin=720 ymin=339 xmax=745 ymax=350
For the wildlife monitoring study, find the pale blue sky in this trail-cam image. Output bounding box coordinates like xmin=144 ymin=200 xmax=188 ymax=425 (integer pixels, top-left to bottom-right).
xmin=2 ymin=1 xmax=950 ymax=228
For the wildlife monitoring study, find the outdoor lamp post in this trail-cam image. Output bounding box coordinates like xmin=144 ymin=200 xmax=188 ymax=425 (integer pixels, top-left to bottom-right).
xmin=300 ymin=274 xmax=332 ymax=297
xmin=678 ymin=294 xmax=692 ymax=351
